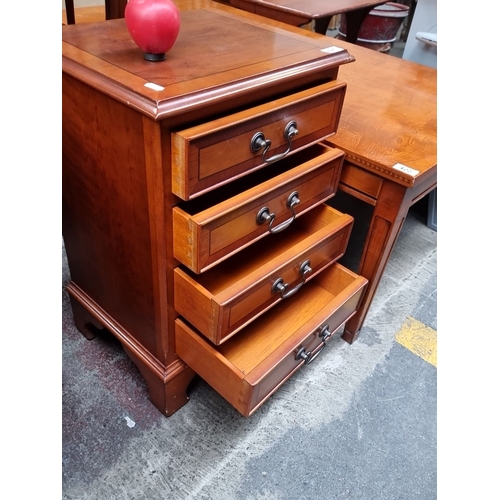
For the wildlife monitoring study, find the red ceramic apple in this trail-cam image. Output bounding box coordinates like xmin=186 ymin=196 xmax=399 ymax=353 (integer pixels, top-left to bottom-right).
xmin=125 ymin=0 xmax=181 ymax=61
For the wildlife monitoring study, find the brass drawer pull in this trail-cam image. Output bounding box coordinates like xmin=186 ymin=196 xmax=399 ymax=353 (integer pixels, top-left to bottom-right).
xmin=256 ymin=191 xmax=300 ymax=233
xmin=250 ymin=121 xmax=299 ymax=164
xmin=271 ymin=260 xmax=312 ymax=299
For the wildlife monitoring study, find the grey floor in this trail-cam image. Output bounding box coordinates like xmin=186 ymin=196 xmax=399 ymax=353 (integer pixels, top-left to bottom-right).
xmin=62 ymin=194 xmax=437 ymax=499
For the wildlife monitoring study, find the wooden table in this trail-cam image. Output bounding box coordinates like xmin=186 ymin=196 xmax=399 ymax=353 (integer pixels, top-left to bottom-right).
xmin=77 ymin=0 xmax=383 ymax=41
xmin=322 ymin=39 xmax=437 ymax=343
xmin=229 ymin=0 xmax=386 ymax=39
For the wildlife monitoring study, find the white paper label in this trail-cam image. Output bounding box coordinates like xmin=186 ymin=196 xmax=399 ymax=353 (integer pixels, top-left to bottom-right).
xmin=124 ymin=416 xmax=136 ymax=428
xmin=393 ymin=163 xmax=419 ymax=177
xmin=321 ymin=46 xmax=344 ymax=54
xmin=144 ymin=82 xmax=165 ymax=91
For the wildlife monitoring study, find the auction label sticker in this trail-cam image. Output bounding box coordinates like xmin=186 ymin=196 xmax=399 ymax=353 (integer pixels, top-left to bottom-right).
xmin=321 ymin=46 xmax=344 ymax=54
xmin=144 ymin=82 xmax=165 ymax=91
xmin=393 ymin=163 xmax=419 ymax=177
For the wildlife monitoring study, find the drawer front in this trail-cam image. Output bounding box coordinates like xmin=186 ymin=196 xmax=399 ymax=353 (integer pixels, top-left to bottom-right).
xmin=172 ymin=80 xmax=347 ymax=200
xmin=175 ymin=263 xmax=368 ymax=417
xmin=339 ymin=161 xmax=383 ymax=202
xmin=173 ymin=145 xmax=344 ymax=274
xmin=174 ymin=204 xmax=353 ymax=345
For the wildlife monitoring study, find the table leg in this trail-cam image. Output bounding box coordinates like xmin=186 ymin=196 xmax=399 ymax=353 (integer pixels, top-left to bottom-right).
xmin=105 ymin=0 xmax=127 ymax=20
xmin=343 ymin=7 xmax=373 ymax=43
xmin=341 ymin=180 xmax=409 ymax=343
xmin=65 ymin=0 xmax=76 ymax=24
xmin=314 ymin=16 xmax=333 ymax=35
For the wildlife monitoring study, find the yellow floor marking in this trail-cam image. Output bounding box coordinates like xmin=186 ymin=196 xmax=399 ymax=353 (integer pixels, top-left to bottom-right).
xmin=395 ymin=317 xmax=437 ymax=367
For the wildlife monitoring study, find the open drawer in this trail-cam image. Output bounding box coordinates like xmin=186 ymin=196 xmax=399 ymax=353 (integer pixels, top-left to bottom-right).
xmin=175 ymin=263 xmax=368 ymax=417
xmin=171 ymin=80 xmax=347 ymax=200
xmin=174 ymin=204 xmax=353 ymax=345
xmin=173 ymin=144 xmax=344 ymax=273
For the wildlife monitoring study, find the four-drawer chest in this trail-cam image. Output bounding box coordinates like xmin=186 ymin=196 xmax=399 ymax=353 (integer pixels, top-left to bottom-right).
xmin=62 ymin=4 xmax=368 ymax=417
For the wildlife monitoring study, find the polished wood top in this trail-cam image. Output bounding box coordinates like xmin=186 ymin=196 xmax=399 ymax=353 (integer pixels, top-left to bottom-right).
xmin=323 ymin=38 xmax=437 ymax=188
xmin=62 ymin=2 xmax=353 ymax=120
xmin=230 ymin=0 xmax=385 ymax=20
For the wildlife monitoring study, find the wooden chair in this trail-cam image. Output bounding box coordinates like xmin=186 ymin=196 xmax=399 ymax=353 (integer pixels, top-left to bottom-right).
xmin=64 ymin=0 xmax=127 ymax=24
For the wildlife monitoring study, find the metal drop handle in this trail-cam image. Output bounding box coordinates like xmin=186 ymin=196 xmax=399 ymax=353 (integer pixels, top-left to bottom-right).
xmin=272 ymin=260 xmax=312 ymax=299
xmin=318 ymin=324 xmax=334 ymax=343
xmin=256 ymin=191 xmax=300 ymax=234
xmin=295 ymin=344 xmax=326 ymax=365
xmin=294 ymin=324 xmax=335 ymax=366
xmin=250 ymin=121 xmax=299 ymax=164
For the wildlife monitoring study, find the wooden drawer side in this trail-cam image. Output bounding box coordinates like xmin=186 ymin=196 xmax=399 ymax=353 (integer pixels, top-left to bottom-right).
xmin=175 ymin=319 xmax=251 ymax=409
xmin=173 ymin=268 xmax=222 ymax=337
xmin=172 ymin=206 xmax=201 ymax=272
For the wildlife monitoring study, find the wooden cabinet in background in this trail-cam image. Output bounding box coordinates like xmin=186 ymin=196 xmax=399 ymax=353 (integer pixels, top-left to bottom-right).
xmin=62 ymin=4 xmax=367 ymax=417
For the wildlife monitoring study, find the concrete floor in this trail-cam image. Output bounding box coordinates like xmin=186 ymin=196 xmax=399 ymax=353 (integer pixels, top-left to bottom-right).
xmin=62 ymin=196 xmax=437 ymax=499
